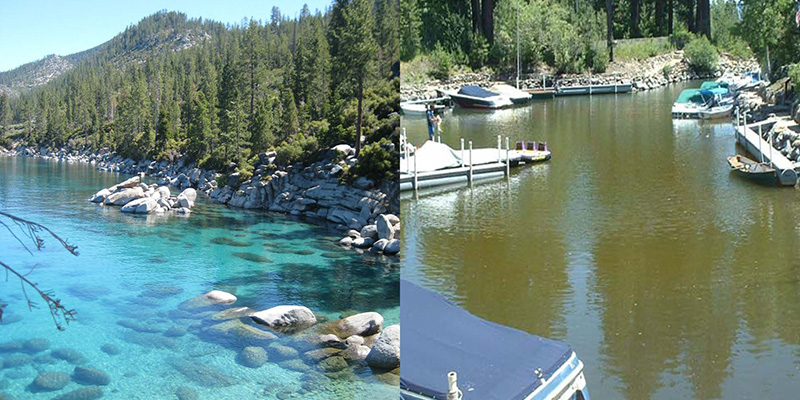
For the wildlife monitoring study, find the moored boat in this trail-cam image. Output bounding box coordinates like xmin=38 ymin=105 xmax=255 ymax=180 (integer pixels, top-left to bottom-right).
xmin=400 ymin=102 xmax=448 ymax=115
xmin=489 ymin=83 xmax=533 ymax=104
xmin=672 ymin=88 xmax=733 ymax=120
xmin=437 ymin=85 xmax=514 ymax=109
xmin=727 ymin=154 xmax=778 ymax=186
xmin=400 ymin=280 xmax=590 ymax=400
xmin=516 ymin=140 xmax=551 ymax=163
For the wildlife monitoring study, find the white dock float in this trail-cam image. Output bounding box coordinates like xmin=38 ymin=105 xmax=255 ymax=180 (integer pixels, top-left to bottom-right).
xmin=734 ymin=124 xmax=798 ymax=186
xmin=400 ymin=133 xmax=525 ymax=192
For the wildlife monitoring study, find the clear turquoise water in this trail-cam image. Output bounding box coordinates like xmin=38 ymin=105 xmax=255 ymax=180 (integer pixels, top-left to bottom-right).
xmin=0 ymin=156 xmax=399 ymax=399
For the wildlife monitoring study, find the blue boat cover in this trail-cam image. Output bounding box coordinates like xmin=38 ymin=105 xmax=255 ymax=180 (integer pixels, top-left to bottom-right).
xmin=458 ymin=85 xmax=500 ymax=98
xmin=400 ymin=280 xmax=573 ymax=400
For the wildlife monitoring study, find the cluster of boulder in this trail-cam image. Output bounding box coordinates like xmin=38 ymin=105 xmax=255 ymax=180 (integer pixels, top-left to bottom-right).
xmin=88 ymin=176 xmax=196 ymax=215
xmin=4 ymin=142 xmax=400 ymax=254
xmin=339 ymin=213 xmax=400 ymax=255
xmin=0 ymin=337 xmax=107 ymax=400
xmin=0 ymin=146 xmax=219 ymax=192
xmin=176 ymin=289 xmax=400 ymax=376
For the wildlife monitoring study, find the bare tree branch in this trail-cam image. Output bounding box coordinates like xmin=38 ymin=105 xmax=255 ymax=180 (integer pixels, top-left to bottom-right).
xmin=0 ymin=211 xmax=79 ymax=330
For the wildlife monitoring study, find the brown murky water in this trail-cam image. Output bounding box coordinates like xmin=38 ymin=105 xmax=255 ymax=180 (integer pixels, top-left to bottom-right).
xmin=401 ymin=82 xmax=800 ymax=399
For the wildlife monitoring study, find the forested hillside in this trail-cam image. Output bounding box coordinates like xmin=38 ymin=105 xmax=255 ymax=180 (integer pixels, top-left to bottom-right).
xmin=0 ymin=0 xmax=399 ymax=183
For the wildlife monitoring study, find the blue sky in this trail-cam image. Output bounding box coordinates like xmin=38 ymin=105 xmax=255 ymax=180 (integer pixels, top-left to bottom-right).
xmin=0 ymin=0 xmax=333 ymax=72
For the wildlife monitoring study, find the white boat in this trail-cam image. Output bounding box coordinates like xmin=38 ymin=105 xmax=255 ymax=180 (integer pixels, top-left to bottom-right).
xmin=437 ymin=86 xmax=514 ymax=109
xmin=672 ymin=88 xmax=733 ymax=120
xmin=400 ymin=102 xmax=448 ymax=115
xmin=489 ymin=83 xmax=533 ymax=104
xmin=717 ymin=70 xmax=768 ymax=92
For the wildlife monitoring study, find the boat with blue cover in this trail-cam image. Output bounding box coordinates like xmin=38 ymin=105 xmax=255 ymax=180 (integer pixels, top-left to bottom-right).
xmin=671 ymin=88 xmax=733 ymax=120
xmin=400 ymin=280 xmax=590 ymax=400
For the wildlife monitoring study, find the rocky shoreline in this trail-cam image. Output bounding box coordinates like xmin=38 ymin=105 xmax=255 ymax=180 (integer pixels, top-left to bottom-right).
xmin=0 ymin=143 xmax=401 ymax=257
xmin=401 ymin=51 xmax=758 ymax=101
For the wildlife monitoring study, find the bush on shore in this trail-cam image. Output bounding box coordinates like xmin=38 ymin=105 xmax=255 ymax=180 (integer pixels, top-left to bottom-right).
xmin=684 ymin=36 xmax=718 ymax=72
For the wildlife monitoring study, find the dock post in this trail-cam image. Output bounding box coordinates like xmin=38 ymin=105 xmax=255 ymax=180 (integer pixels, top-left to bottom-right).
xmin=758 ymin=124 xmax=764 ymax=163
xmin=460 ymin=138 xmax=465 ymax=167
xmin=505 ymin=137 xmax=510 ymax=178
xmin=497 ymin=135 xmax=502 ymax=162
xmin=413 ymin=148 xmax=418 ymax=192
xmin=403 ymin=128 xmax=410 ymax=173
xmin=469 ymin=141 xmax=474 ymax=185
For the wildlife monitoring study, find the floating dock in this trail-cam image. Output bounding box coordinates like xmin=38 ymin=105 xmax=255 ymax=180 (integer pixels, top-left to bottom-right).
xmin=734 ymin=121 xmax=798 ymax=186
xmin=400 ymin=133 xmax=535 ymax=192
xmin=555 ymin=83 xmax=633 ymax=96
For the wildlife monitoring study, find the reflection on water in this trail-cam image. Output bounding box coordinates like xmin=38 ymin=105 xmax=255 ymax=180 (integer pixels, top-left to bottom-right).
xmin=402 ymin=83 xmax=800 ymax=399
xmin=0 ymin=156 xmax=399 ymax=399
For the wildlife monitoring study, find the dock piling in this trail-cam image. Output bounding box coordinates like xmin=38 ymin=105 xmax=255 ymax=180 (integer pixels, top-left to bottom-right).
xmin=497 ymin=135 xmax=502 ymax=162
xmin=505 ymin=137 xmax=510 ymax=178
xmin=460 ymin=138 xmax=465 ymax=167
xmin=469 ymin=141 xmax=474 ymax=185
xmin=413 ymin=148 xmax=418 ymax=192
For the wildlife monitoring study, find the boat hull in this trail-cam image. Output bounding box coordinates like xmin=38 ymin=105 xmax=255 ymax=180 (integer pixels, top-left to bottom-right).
xmin=727 ymin=155 xmax=779 ymax=186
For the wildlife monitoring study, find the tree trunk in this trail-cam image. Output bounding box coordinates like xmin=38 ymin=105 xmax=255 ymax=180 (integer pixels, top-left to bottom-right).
xmin=481 ymin=0 xmax=494 ymax=44
xmin=355 ymin=76 xmax=363 ymax=158
xmin=685 ymin=0 xmax=696 ymax=33
xmin=630 ymin=0 xmax=641 ymax=38
xmin=655 ymin=0 xmax=667 ymax=36
xmin=668 ymin=0 xmax=673 ymax=34
xmin=606 ymin=0 xmax=614 ymax=62
xmin=471 ymin=0 xmax=482 ymax=34
xmin=695 ymin=0 xmax=710 ymax=38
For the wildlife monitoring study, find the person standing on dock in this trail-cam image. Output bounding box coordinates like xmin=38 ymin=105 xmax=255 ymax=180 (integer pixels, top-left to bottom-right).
xmin=427 ymin=103 xmax=441 ymax=141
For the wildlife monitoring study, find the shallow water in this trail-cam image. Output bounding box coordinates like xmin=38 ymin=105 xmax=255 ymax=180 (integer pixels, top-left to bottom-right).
xmin=402 ymin=83 xmax=800 ymax=399
xmin=0 ymin=156 xmax=399 ymax=399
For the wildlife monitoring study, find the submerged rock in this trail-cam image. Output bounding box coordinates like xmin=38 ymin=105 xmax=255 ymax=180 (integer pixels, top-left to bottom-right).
xmin=116 ymin=319 xmax=164 ymax=333
xmin=332 ymin=312 xmax=383 ymax=338
xmin=22 ymin=338 xmax=49 ymax=354
xmin=51 ymin=348 xmax=85 ymax=364
xmin=32 ymin=372 xmax=71 ymax=391
xmin=318 ymin=356 xmax=348 ymax=372
xmin=279 ymin=359 xmax=311 ymax=372
xmin=52 ymin=386 xmax=103 ymax=400
xmin=100 ymin=344 xmax=119 ymax=355
xmin=268 ymin=343 xmax=299 ymax=361
xmin=0 ymin=342 xmax=23 ymax=353
xmin=210 ymin=307 xmax=255 ymax=321
xmin=122 ymin=332 xmax=178 ymax=349
xmin=72 ymin=367 xmax=110 ymax=386
xmin=3 ymin=354 xmax=33 ymax=368
xmin=204 ymin=319 xmax=278 ymax=343
xmin=175 ymin=387 xmax=199 ymax=400
xmin=164 ymin=325 xmax=188 ymax=337
xmin=251 ymin=306 xmax=317 ymax=332
xmin=167 ymin=357 xmax=236 ymax=388
xmin=232 ymin=252 xmax=272 ymax=263
xmin=365 ymin=324 xmax=400 ymax=369
xmin=237 ymin=346 xmax=268 ymax=368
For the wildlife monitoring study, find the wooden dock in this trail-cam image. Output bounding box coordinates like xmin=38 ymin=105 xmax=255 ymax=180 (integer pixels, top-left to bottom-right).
xmin=734 ymin=123 xmax=798 ymax=186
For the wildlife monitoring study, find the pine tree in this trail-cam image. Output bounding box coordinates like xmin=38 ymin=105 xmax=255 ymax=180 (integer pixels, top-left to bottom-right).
xmin=330 ymin=0 xmax=379 ymax=157
xmin=0 ymin=91 xmax=9 ymax=135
